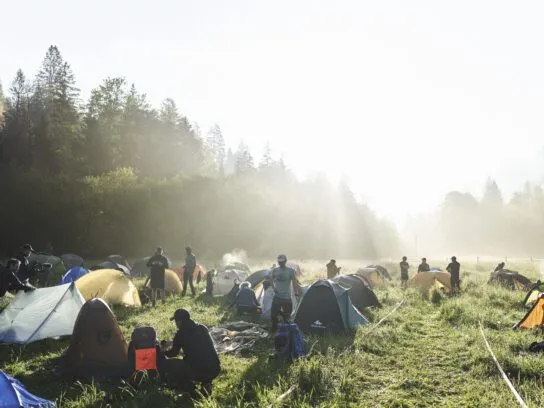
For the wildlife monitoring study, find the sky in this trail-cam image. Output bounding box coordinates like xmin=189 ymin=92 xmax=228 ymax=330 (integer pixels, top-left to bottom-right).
xmin=2 ymin=0 xmax=544 ymax=226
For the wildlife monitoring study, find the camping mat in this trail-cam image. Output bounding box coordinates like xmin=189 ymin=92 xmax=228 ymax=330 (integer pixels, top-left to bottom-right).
xmin=209 ymin=321 xmax=269 ymax=354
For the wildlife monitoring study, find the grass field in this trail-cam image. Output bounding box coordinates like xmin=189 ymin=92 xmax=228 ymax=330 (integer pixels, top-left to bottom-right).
xmin=2 ymin=259 xmax=544 ymax=407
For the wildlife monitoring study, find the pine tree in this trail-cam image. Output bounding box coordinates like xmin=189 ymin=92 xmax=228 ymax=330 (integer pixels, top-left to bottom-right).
xmin=206 ymin=124 xmax=226 ymax=174
xmin=259 ymin=142 xmax=274 ymax=169
xmin=235 ymin=141 xmax=255 ymax=174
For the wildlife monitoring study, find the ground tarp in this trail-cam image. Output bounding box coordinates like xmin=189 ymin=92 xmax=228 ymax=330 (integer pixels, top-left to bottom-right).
xmin=0 ymin=282 xmax=85 ymax=344
xmin=75 ymin=269 xmax=141 ymax=307
xmin=209 ymin=321 xmax=269 ymax=354
xmin=0 ymin=370 xmax=55 ymax=407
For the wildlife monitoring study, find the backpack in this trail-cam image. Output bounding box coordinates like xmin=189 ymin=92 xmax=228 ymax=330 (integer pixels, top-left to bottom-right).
xmin=128 ymin=326 xmax=163 ymax=376
xmin=274 ymin=323 xmax=305 ymax=360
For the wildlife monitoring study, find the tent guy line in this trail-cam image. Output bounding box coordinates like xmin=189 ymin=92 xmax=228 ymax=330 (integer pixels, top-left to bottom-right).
xmin=338 ymin=297 xmax=406 ymax=358
xmin=478 ymin=321 xmax=529 ymax=408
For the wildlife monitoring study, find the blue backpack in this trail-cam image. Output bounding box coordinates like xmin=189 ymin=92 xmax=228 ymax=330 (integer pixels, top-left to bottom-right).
xmin=275 ymin=323 xmax=305 ymax=359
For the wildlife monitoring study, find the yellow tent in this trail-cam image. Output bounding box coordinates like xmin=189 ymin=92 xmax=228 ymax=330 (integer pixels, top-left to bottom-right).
xmin=75 ymin=269 xmax=141 ymax=307
xmin=515 ymin=294 xmax=544 ymax=329
xmin=409 ymin=271 xmax=452 ymax=294
xmin=145 ymin=269 xmax=182 ymax=293
xmin=356 ymin=268 xmax=386 ymax=288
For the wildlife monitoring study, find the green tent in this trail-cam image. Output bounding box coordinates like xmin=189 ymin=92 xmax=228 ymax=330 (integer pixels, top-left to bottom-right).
xmin=294 ymin=279 xmax=369 ymax=333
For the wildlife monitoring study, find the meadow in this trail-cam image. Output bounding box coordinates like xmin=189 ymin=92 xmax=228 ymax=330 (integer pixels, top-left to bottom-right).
xmin=1 ymin=259 xmax=544 ymax=407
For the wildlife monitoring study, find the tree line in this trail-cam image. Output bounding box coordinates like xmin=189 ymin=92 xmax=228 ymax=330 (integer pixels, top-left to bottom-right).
xmin=403 ymin=178 xmax=544 ymax=258
xmin=0 ymin=46 xmax=400 ymax=260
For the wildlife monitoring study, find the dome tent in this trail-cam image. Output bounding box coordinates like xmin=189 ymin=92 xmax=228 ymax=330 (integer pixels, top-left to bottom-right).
xmin=0 ymin=370 xmax=55 ymax=407
xmin=59 ymin=266 xmax=89 ymax=284
xmin=75 ymin=269 xmax=141 ymax=307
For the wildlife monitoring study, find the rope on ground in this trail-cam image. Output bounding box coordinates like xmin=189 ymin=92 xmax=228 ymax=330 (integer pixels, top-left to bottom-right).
xmin=371 ymin=298 xmax=406 ymax=331
xmin=478 ymin=321 xmax=528 ymax=408
xmin=338 ymin=297 xmax=406 ymax=357
xmin=267 ymin=385 xmax=296 ymax=408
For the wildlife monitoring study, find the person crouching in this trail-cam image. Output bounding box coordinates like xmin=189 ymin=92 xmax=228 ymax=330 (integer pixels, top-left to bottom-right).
xmin=234 ymin=281 xmax=260 ymax=316
xmin=161 ymin=309 xmax=221 ymax=398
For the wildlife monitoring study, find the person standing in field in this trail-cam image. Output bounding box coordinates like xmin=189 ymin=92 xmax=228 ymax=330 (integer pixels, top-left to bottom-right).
xmin=182 ymin=246 xmax=196 ymax=297
xmin=400 ymin=256 xmax=410 ymax=289
xmin=326 ymin=259 xmax=341 ymax=279
xmin=417 ymin=257 xmax=430 ymax=273
xmin=144 ymin=247 xmax=169 ymax=307
xmin=270 ymin=254 xmax=301 ymax=332
xmin=446 ymin=256 xmax=461 ymax=293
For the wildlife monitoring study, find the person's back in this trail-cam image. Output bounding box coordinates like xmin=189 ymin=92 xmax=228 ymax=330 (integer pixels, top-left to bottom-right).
xmin=448 ymin=261 xmax=460 ymax=275
xmin=418 ymin=262 xmax=430 ymax=273
xmin=171 ymin=321 xmax=220 ymax=378
xmin=185 ymin=251 xmax=196 ymax=275
xmin=235 ymin=287 xmax=259 ymax=307
xmin=148 ymin=254 xmax=168 ymax=275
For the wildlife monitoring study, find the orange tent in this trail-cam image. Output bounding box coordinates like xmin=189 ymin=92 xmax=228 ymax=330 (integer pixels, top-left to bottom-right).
xmin=514 ymin=294 xmax=544 ymax=329
xmin=176 ymin=264 xmax=207 ymax=282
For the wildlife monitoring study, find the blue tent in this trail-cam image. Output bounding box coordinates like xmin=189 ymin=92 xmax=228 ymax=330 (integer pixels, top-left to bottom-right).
xmin=0 ymin=370 xmax=55 ymax=407
xmin=59 ymin=266 xmax=89 ymax=284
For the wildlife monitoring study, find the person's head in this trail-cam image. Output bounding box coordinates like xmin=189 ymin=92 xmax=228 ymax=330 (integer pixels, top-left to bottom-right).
xmin=21 ymin=244 xmax=33 ymax=257
xmin=156 ymin=247 xmax=163 ymax=255
xmin=277 ymin=254 xmax=287 ymax=267
xmin=185 ymin=246 xmax=192 ymax=255
xmin=451 ymin=256 xmax=457 ymax=262
xmin=240 ymin=281 xmax=251 ymax=290
xmin=170 ymin=308 xmax=191 ymax=330
xmin=6 ymin=258 xmax=20 ymax=273
xmin=499 ymin=262 xmax=505 ymax=267
xmin=422 ymin=257 xmax=427 ymax=262
xmin=402 ymin=256 xmax=407 ymax=261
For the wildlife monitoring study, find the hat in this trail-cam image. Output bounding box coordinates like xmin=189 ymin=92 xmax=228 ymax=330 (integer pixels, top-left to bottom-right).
xmin=22 ymin=244 xmax=34 ymax=251
xmin=170 ymin=308 xmax=190 ymax=322
xmin=277 ymin=254 xmax=287 ymax=262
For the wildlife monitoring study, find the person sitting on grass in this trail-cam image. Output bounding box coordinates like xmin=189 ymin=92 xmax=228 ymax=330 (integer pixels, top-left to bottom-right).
xmin=0 ymin=259 xmax=35 ymax=298
xmin=161 ymin=308 xmax=221 ymax=398
xmin=233 ymin=281 xmax=260 ymax=316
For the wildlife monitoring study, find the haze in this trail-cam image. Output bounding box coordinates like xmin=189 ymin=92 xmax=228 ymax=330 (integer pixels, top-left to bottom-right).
xmin=3 ymin=0 xmax=544 ymax=227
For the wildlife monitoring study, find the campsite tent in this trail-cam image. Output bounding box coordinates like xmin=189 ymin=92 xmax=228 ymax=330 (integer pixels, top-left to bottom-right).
xmin=28 ymin=252 xmax=65 ymax=283
xmin=221 ymin=262 xmax=251 ymax=274
xmin=514 ymin=293 xmax=544 ymax=329
xmin=75 ymin=269 xmax=141 ymax=307
xmin=90 ymin=261 xmax=130 ymax=275
xmin=365 ymin=265 xmax=392 ymax=280
xmin=131 ymin=256 xmax=172 ymax=277
xmin=0 ymin=282 xmax=85 ymax=344
xmin=356 ymin=268 xmax=386 ymax=288
xmin=332 ymin=274 xmax=382 ymax=310
xmin=145 ymin=269 xmax=182 ymax=294
xmin=488 ymin=270 xmax=532 ymax=291
xmin=60 ymin=253 xmax=84 ymax=269
xmin=294 ymin=279 xmax=369 ymax=333
xmin=63 ymin=298 xmax=129 ymax=378
xmin=0 ymin=370 xmax=55 ymax=407
xmin=409 ymin=271 xmax=452 ymax=294
xmin=523 ymin=281 xmax=544 ymax=308
xmin=107 ymin=255 xmax=131 ymax=269
xmin=59 ymin=266 xmax=89 ymax=284
xmin=212 ymin=269 xmax=249 ymax=296
xmin=178 ymin=263 xmax=207 ymax=282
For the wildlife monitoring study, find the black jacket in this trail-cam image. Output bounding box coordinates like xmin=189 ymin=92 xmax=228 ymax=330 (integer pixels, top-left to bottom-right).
xmin=15 ymin=253 xmax=31 ymax=282
xmin=165 ymin=320 xmax=220 ymax=377
xmin=0 ymin=267 xmax=30 ymax=297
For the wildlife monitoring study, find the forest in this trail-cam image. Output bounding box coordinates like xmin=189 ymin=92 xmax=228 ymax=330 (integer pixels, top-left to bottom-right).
xmin=403 ymin=178 xmax=544 ymax=258
xmin=0 ymin=46 xmax=399 ymax=260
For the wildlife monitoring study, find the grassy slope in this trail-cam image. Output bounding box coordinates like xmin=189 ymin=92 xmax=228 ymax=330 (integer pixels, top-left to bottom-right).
xmin=1 ymin=260 xmax=544 ymax=407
